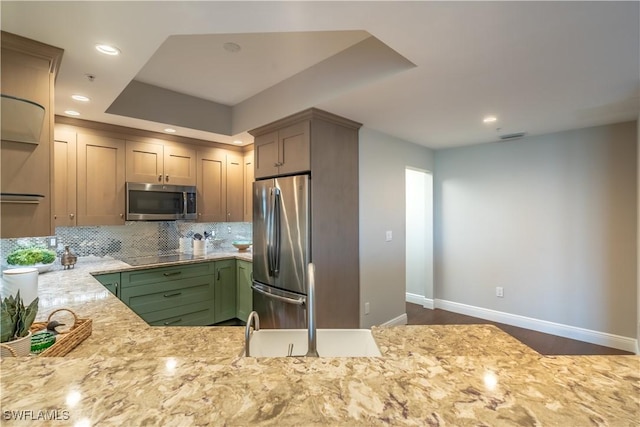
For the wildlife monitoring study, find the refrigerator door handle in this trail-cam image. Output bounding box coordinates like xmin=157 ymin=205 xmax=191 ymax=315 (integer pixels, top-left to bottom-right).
xmin=267 ymin=187 xmax=277 ymax=276
xmin=273 ymin=187 xmax=282 ymax=277
xmin=252 ymin=282 xmax=305 ymax=306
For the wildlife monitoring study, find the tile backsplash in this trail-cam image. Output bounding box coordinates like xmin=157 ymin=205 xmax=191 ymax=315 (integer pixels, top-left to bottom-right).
xmin=0 ymin=221 xmax=252 ymax=264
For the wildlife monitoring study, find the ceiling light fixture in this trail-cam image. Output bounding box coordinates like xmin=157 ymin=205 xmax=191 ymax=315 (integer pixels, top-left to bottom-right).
xmin=64 ymin=110 xmax=80 ymax=116
xmin=483 ymin=116 xmax=497 ymax=123
xmin=233 ymin=140 xmax=243 ymax=144
xmin=71 ymin=94 xmax=90 ymax=102
xmin=164 ymin=128 xmax=176 ymax=133
xmin=223 ymin=42 xmax=241 ymax=53
xmin=95 ymin=44 xmax=120 ymax=56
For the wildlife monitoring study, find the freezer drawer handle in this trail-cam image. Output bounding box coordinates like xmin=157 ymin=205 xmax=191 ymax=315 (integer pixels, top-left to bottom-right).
xmin=251 ymin=284 xmax=304 ymax=306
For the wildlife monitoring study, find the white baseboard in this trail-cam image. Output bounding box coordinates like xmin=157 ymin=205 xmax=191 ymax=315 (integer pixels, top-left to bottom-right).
xmin=405 ymin=292 xmax=434 ymax=309
xmin=381 ymin=313 xmax=408 ymax=327
xmin=434 ymin=299 xmax=638 ymax=353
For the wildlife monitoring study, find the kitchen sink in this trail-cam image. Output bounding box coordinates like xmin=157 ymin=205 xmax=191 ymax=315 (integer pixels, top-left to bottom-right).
xmin=245 ymin=329 xmax=382 ymax=357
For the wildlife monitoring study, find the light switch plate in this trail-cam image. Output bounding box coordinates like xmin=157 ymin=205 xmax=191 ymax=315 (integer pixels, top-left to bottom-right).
xmin=385 ymin=231 xmax=392 ymax=242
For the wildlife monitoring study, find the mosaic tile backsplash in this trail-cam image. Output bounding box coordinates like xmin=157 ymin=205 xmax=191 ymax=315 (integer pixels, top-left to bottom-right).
xmin=0 ymin=221 xmax=252 ymax=267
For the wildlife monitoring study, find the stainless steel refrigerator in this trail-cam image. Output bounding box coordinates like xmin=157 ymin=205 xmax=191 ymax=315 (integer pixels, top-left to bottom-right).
xmin=252 ymin=174 xmax=310 ymax=329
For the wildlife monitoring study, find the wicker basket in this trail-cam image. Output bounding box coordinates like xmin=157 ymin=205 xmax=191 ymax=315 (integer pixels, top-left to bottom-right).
xmin=0 ymin=308 xmax=92 ymax=357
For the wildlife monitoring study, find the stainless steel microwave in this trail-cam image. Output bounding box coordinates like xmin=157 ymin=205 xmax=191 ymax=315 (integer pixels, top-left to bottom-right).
xmin=126 ymin=182 xmax=197 ymax=221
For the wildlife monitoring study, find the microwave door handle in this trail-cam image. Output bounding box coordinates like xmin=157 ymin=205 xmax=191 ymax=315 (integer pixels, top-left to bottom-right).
xmin=183 ymin=192 xmax=188 ymax=218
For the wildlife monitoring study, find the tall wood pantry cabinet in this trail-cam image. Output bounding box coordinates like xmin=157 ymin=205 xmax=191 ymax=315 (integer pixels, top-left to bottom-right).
xmin=249 ymin=108 xmax=362 ymax=328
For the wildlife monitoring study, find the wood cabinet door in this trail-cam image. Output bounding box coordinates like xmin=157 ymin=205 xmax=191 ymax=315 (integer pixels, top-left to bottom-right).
xmin=243 ymin=150 xmax=254 ymax=222
xmin=279 ymin=120 xmax=310 ymax=176
xmin=53 ymin=130 xmax=77 ymax=227
xmin=254 ymin=131 xmax=279 ymax=179
xmin=226 ymin=153 xmax=244 ymax=222
xmin=77 ymin=133 xmax=125 ymax=225
xmin=214 ymin=260 xmax=237 ymax=323
xmin=196 ymin=148 xmax=226 ymax=222
xmin=164 ymin=144 xmax=196 ymax=186
xmin=125 ymin=140 xmax=163 ymax=184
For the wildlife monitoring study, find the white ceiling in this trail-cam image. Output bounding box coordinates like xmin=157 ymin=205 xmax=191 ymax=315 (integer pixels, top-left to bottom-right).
xmin=2 ymin=1 xmax=638 ymax=149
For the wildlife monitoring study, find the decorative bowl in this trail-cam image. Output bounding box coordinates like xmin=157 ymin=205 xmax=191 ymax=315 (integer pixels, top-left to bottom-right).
xmin=232 ymin=241 xmax=252 ymax=252
xmin=4 ymin=261 xmax=55 ymax=274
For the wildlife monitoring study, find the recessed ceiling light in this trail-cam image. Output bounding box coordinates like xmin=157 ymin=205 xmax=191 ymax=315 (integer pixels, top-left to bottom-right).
xmin=164 ymin=128 xmax=177 ymax=133
xmin=233 ymin=140 xmax=243 ymax=144
xmin=95 ymin=44 xmax=120 ymax=56
xmin=64 ymin=110 xmax=80 ymax=116
xmin=71 ymin=94 xmax=90 ymax=102
xmin=223 ymin=42 xmax=241 ymax=53
xmin=483 ymin=116 xmax=497 ymax=123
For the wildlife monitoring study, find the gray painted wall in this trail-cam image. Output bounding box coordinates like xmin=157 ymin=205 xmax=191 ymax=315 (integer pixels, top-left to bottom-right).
xmin=434 ymin=121 xmax=637 ymax=337
xmin=359 ymin=127 xmax=434 ymax=328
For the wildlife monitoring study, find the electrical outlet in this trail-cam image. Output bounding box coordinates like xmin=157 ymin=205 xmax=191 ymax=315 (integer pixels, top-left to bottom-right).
xmin=496 ymin=287 xmax=504 ymax=298
xmin=365 ymin=302 xmax=370 ymax=315
xmin=48 ymin=237 xmax=57 ymax=249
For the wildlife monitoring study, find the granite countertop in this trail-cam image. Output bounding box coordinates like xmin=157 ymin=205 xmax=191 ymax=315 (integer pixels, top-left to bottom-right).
xmin=1 ymin=256 xmax=638 ymax=426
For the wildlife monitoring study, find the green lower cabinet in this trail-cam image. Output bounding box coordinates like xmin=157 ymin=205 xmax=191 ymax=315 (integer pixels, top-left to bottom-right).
xmin=236 ymin=260 xmax=253 ymax=322
xmin=214 ymin=259 xmax=237 ymax=323
xmin=93 ymin=272 xmax=121 ymax=298
xmin=120 ymin=263 xmax=216 ymax=326
xmin=98 ymin=260 xmax=253 ymax=327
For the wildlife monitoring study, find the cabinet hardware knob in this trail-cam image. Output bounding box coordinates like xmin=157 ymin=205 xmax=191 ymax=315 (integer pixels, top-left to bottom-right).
xmin=158 ymin=175 xmax=162 ymax=182
xmin=166 ymin=175 xmax=169 ymax=182
xmin=54 ymin=215 xmax=57 ymax=219
xmin=120 ymin=213 xmax=124 ymax=218
xmin=198 ymin=212 xmax=202 ymax=216
xmin=69 ymin=213 xmax=75 ymax=219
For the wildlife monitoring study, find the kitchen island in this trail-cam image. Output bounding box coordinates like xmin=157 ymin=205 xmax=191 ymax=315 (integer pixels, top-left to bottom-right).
xmin=1 ymin=256 xmax=638 ymax=426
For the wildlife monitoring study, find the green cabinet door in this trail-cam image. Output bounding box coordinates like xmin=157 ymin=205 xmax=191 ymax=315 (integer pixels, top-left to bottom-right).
xmin=93 ymin=272 xmax=121 ymax=298
xmin=214 ymin=259 xmax=237 ymax=323
xmin=236 ymin=260 xmax=253 ymax=322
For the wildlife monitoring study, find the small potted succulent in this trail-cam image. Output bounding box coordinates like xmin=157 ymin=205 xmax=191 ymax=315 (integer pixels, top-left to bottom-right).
xmin=0 ymin=291 xmax=39 ymax=356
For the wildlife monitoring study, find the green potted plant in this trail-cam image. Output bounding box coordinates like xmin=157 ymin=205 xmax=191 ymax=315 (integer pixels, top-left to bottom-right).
xmin=6 ymin=246 xmax=57 ymax=273
xmin=0 ymin=291 xmax=39 ymax=356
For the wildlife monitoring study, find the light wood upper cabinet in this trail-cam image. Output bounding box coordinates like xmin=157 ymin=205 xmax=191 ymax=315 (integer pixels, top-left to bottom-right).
xmin=243 ymin=150 xmax=254 ymax=222
xmin=226 ymin=153 xmax=243 ymax=222
xmin=1 ymin=32 xmax=63 ymax=238
xmin=77 ymin=133 xmax=126 ymax=226
xmin=196 ymin=147 xmax=226 ymax=222
xmin=196 ymin=148 xmax=246 ymax=223
xmin=254 ymin=121 xmax=310 ymax=179
xmin=53 ymin=129 xmax=77 ymax=227
xmin=125 ymin=140 xmax=196 ymax=186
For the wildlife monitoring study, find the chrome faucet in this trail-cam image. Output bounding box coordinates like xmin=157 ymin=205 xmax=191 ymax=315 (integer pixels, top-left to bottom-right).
xmin=305 ymin=263 xmax=319 ymax=357
xmin=244 ymin=311 xmax=260 ymax=357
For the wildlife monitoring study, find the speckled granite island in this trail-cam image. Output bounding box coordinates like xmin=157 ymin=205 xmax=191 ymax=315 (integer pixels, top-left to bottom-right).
xmin=1 ymin=256 xmax=638 ymax=426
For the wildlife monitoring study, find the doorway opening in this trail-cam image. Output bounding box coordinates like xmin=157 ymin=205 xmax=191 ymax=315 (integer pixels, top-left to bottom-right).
xmin=405 ymin=167 xmax=433 ymax=308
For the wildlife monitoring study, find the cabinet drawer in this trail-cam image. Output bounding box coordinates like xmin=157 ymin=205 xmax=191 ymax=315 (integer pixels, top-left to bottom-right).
xmin=144 ymin=301 xmax=214 ymax=326
xmin=121 ymin=275 xmax=214 ymax=315
xmin=121 ymin=262 xmax=214 ymax=288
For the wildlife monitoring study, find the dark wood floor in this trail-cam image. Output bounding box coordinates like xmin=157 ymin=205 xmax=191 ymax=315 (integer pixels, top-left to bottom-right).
xmin=406 ymin=303 xmax=634 ymax=356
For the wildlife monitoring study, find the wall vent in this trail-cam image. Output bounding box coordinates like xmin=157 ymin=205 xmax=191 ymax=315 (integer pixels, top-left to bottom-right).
xmin=498 ymin=132 xmax=527 ymax=141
